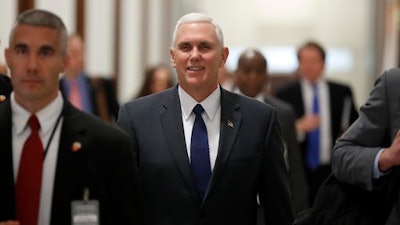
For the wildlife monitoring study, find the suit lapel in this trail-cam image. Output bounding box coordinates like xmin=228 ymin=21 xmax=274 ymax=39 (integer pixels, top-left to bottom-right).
xmin=159 ymin=88 xmax=243 ymax=203
xmin=204 ymin=89 xmax=242 ymax=201
xmin=159 ymin=88 xmax=198 ymax=198
xmin=0 ymin=100 xmax=16 ymax=219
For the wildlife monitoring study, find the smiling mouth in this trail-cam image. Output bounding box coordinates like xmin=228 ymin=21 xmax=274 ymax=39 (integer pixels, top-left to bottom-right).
xmin=187 ymin=66 xmax=205 ymax=71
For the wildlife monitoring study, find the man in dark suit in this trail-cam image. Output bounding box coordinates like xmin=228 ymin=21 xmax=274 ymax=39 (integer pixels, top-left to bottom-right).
xmin=234 ymin=48 xmax=309 ymax=214
xmin=117 ymin=13 xmax=294 ymax=225
xmin=332 ymin=68 xmax=400 ymax=224
xmin=275 ymin=41 xmax=358 ymax=204
xmin=60 ymin=34 xmax=119 ymax=123
xmin=0 ymin=9 xmax=141 ymax=225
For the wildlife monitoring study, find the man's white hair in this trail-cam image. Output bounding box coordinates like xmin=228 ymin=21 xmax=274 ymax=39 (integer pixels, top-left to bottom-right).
xmin=171 ymin=13 xmax=224 ymax=49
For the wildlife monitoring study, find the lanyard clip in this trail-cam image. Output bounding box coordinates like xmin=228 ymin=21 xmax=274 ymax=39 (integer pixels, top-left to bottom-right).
xmin=83 ymin=187 xmax=89 ymax=202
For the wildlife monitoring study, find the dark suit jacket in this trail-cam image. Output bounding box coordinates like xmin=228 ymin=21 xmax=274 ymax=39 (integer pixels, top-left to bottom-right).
xmin=0 ymin=99 xmax=141 ymax=225
xmin=264 ymin=95 xmax=309 ymax=212
xmin=60 ymin=74 xmax=119 ymax=122
xmin=117 ymin=86 xmax=294 ymax=225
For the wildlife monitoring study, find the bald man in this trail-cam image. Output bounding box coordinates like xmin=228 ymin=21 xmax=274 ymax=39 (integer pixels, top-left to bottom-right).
xmin=234 ymin=49 xmax=309 ymax=214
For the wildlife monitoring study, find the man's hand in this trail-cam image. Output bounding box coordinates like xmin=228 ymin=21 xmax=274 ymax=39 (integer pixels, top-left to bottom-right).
xmin=379 ymin=129 xmax=400 ymax=172
xmin=295 ymin=114 xmax=320 ymax=134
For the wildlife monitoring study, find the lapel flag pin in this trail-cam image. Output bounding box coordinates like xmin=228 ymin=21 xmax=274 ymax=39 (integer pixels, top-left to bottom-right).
xmin=71 ymin=141 xmax=82 ymax=152
xmin=0 ymin=95 xmax=6 ymax=102
xmin=228 ymin=120 xmax=234 ymax=128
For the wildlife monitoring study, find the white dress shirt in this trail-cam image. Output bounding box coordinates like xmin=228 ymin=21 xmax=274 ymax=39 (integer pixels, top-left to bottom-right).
xmin=179 ymin=85 xmax=221 ymax=171
xmin=300 ymin=78 xmax=332 ymax=165
xmin=12 ymin=92 xmax=64 ymax=225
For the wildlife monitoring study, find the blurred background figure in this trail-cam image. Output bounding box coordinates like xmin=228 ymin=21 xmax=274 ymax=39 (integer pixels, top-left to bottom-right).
xmin=274 ymin=41 xmax=358 ymax=204
xmin=0 ymin=38 xmax=11 ymax=97
xmin=233 ymin=49 xmax=309 ymax=216
xmin=0 ymin=63 xmax=8 ymax=76
xmin=60 ymin=34 xmax=119 ymax=122
xmin=134 ymin=64 xmax=175 ymax=98
xmin=0 ymin=73 xmax=12 ymax=98
xmin=218 ymin=66 xmax=235 ymax=91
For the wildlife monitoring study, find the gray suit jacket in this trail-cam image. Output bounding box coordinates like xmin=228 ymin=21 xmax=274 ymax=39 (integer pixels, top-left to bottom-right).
xmin=332 ymin=68 xmax=400 ymax=224
xmin=117 ymin=85 xmax=294 ymax=225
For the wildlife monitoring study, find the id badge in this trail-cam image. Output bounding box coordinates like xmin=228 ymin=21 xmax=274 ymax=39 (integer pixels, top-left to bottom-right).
xmin=71 ymin=188 xmax=99 ymax=225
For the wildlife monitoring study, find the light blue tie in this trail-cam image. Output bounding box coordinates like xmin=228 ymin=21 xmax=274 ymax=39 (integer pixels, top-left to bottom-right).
xmin=190 ymin=104 xmax=211 ymax=200
xmin=306 ymin=84 xmax=320 ymax=170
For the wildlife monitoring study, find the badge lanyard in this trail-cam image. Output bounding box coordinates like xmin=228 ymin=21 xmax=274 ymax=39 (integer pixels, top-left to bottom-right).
xmin=43 ymin=112 xmax=63 ymax=159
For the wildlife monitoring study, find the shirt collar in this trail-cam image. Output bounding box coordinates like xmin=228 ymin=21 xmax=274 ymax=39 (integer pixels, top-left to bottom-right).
xmin=300 ymin=77 xmax=325 ymax=88
xmin=12 ymin=92 xmax=64 ymax=135
xmin=179 ymin=85 xmax=221 ymax=121
xmin=232 ymin=87 xmax=264 ymax=102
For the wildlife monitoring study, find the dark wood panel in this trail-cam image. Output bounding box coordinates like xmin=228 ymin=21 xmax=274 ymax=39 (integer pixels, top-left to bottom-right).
xmin=18 ymin=0 xmax=34 ymax=14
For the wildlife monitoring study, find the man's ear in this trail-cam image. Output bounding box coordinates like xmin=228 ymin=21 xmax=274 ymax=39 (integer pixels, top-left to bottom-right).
xmin=220 ymin=47 xmax=229 ymax=67
xmin=169 ymin=48 xmax=176 ymax=68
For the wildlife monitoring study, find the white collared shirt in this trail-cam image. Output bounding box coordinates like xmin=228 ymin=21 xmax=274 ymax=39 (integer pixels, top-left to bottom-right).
xmin=232 ymin=87 xmax=265 ymax=102
xmin=12 ymin=92 xmax=64 ymax=225
xmin=179 ymin=85 xmax=221 ymax=171
xmin=300 ymin=78 xmax=332 ymax=165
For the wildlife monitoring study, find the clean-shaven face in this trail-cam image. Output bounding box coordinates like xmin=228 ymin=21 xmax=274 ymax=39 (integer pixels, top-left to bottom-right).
xmin=170 ymin=22 xmax=228 ymax=96
xmin=6 ymin=24 xmax=66 ymax=109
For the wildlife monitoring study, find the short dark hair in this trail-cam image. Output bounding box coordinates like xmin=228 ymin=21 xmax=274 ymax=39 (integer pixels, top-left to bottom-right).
xmin=237 ymin=48 xmax=268 ymax=71
xmin=297 ymin=41 xmax=326 ymax=63
xmin=9 ymin=9 xmax=68 ymax=56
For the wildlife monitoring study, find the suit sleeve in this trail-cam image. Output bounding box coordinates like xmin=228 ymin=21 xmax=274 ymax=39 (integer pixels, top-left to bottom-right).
xmin=332 ymin=71 xmax=393 ymax=191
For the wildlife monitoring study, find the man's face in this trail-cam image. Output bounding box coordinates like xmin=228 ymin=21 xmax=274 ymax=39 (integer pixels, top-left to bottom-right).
xmin=236 ymin=53 xmax=266 ymax=98
xmin=170 ymin=22 xmax=228 ymax=96
xmin=297 ymin=46 xmax=324 ymax=83
xmin=64 ymin=37 xmax=84 ymax=77
xmin=5 ymin=24 xmax=66 ymax=108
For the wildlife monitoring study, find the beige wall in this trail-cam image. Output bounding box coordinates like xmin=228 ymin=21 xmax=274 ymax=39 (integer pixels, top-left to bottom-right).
xmin=194 ymin=0 xmax=375 ymax=107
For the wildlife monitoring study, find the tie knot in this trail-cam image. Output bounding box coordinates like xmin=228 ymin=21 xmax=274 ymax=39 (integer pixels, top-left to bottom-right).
xmin=193 ymin=104 xmax=205 ymax=117
xmin=28 ymin=115 xmax=40 ymax=131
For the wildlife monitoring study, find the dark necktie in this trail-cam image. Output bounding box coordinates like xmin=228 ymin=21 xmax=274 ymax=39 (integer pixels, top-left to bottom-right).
xmin=16 ymin=114 xmax=43 ymax=225
xmin=306 ymin=84 xmax=320 ymax=170
xmin=190 ymin=104 xmax=211 ymax=200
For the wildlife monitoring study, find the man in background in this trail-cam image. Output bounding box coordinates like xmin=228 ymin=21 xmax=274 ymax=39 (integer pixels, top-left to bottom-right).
xmin=275 ymin=41 xmax=358 ymax=203
xmin=60 ymin=34 xmax=119 ymax=122
xmin=234 ymin=48 xmax=309 ymax=215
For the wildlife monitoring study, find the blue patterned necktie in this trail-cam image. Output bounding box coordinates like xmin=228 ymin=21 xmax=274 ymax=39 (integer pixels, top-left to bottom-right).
xmin=190 ymin=104 xmax=211 ymax=200
xmin=306 ymin=84 xmax=320 ymax=170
